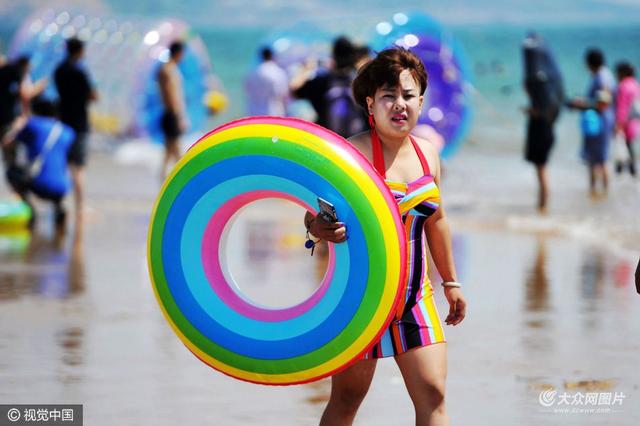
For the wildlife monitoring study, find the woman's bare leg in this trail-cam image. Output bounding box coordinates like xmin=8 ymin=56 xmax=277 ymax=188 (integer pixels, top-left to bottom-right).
xmin=395 ymin=344 xmax=449 ymax=426
xmin=320 ymin=359 xmax=377 ymax=426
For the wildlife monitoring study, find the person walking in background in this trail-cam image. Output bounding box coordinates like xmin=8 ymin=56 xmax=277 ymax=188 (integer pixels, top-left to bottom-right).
xmin=614 ymin=61 xmax=639 ymax=176
xmin=244 ymin=47 xmax=289 ymax=117
xmin=291 ymin=36 xmax=368 ymax=138
xmin=54 ymin=37 xmax=98 ymax=221
xmin=521 ymin=32 xmax=564 ymax=212
xmin=2 ymin=97 xmax=74 ymax=231
xmin=158 ymin=41 xmax=188 ymax=181
xmin=567 ymin=48 xmax=616 ymax=197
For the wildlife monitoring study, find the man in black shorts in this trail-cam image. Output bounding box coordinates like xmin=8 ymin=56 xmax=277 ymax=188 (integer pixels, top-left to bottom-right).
xmin=158 ymin=41 xmax=187 ymax=180
xmin=54 ymin=37 xmax=98 ymax=220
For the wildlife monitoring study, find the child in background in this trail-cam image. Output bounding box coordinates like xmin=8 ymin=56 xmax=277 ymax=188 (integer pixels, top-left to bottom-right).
xmin=614 ymin=61 xmax=640 ymax=176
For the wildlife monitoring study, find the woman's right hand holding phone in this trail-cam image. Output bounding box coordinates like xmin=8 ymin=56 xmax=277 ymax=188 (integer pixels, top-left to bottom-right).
xmin=308 ymin=215 xmax=347 ymax=244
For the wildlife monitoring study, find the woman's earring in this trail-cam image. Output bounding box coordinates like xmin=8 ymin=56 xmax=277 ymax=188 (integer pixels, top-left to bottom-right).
xmin=368 ymin=114 xmax=375 ymax=128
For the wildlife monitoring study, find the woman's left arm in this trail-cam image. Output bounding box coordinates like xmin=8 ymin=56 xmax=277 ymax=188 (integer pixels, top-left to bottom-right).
xmin=425 ymin=206 xmax=466 ymax=326
xmin=423 ymin=143 xmax=466 ymax=325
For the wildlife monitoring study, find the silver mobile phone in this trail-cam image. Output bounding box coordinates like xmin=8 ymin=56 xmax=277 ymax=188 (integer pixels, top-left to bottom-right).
xmin=317 ymin=197 xmax=338 ymax=223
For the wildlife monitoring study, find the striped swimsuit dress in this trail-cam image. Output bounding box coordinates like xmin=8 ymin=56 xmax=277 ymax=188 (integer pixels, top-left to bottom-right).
xmin=364 ymin=134 xmax=446 ymax=359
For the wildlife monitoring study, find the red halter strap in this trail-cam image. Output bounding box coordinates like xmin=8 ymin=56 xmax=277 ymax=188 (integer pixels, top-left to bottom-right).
xmin=370 ymin=127 xmax=431 ymax=178
xmin=410 ymin=136 xmax=431 ymax=176
xmin=370 ymin=126 xmax=387 ymax=178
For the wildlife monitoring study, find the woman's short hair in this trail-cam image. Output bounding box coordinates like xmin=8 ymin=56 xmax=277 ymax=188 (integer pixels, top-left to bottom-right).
xmin=352 ymin=47 xmax=427 ymax=110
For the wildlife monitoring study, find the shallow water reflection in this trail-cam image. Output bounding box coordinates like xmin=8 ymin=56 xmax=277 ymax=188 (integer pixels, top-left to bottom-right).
xmin=0 ymin=225 xmax=85 ymax=301
xmin=524 ymin=237 xmax=550 ymax=314
xmin=580 ymin=247 xmax=606 ymax=302
xmin=446 ymin=229 xmax=639 ymax=425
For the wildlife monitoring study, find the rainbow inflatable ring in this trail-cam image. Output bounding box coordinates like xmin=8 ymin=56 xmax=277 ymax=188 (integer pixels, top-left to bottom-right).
xmin=148 ymin=117 xmax=407 ymax=385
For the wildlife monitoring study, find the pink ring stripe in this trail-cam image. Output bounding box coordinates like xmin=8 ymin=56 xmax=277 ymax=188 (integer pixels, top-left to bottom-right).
xmin=201 ymin=190 xmax=336 ymax=322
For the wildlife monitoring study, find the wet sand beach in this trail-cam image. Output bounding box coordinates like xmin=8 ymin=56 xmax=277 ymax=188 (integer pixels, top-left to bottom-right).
xmin=0 ymin=141 xmax=639 ymax=425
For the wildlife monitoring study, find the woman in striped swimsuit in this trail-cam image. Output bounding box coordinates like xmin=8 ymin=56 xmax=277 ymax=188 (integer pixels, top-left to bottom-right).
xmin=306 ymin=47 xmax=467 ymax=425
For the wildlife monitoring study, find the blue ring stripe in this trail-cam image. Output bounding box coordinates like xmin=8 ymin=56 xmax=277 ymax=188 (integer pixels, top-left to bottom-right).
xmin=180 ymin=174 xmax=351 ymax=339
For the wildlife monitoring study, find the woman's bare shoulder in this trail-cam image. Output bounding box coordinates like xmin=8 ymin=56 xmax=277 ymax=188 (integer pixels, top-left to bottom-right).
xmin=413 ymin=136 xmax=440 ymax=161
xmin=348 ymin=131 xmax=369 ymax=148
xmin=411 ymin=135 xmax=438 ymax=157
xmin=347 ymin=132 xmax=372 ymax=158
xmin=412 ymin=135 xmax=441 ymax=174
